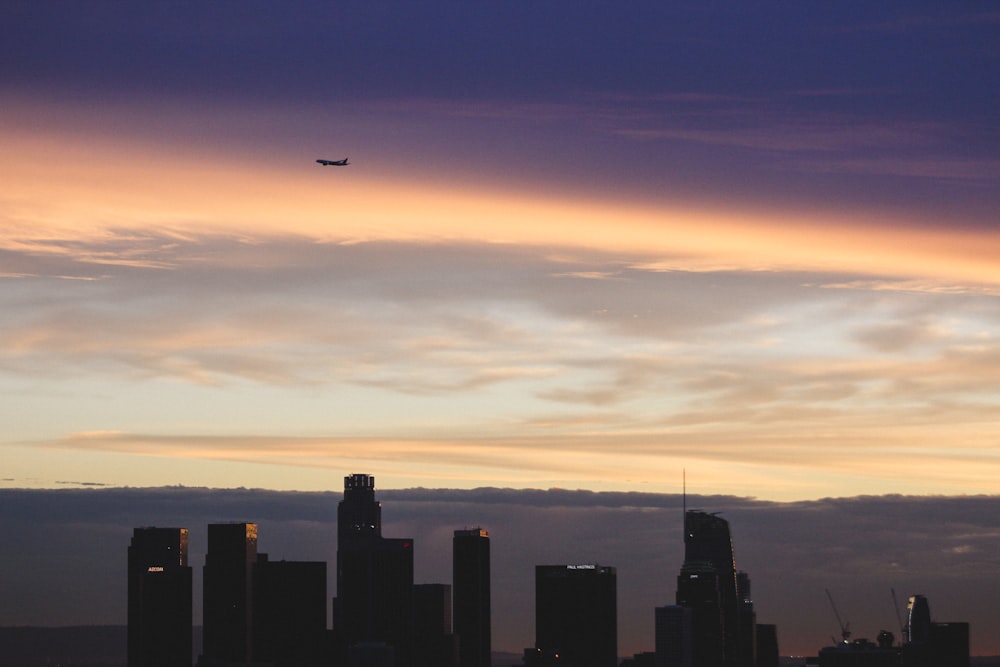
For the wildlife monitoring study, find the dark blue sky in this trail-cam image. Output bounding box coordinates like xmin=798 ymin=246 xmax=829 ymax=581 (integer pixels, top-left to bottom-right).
xmin=4 ymin=2 xmax=998 ymax=224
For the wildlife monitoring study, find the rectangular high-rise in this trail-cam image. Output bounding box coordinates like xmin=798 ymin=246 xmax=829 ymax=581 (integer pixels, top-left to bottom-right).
xmin=413 ymin=583 xmax=458 ymax=667
xmin=535 ymin=564 xmax=617 ymax=667
xmin=127 ymin=527 xmax=192 ymax=667
xmin=336 ymin=474 xmax=414 ymax=667
xmin=202 ymin=523 xmax=258 ymax=664
xmin=655 ymin=605 xmax=692 ymax=667
xmin=453 ymin=528 xmax=490 ymax=667
xmin=253 ymin=556 xmax=329 ymax=667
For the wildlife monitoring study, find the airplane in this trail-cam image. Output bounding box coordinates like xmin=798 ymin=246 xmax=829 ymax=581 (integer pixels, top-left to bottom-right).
xmin=316 ymin=158 xmax=349 ymax=166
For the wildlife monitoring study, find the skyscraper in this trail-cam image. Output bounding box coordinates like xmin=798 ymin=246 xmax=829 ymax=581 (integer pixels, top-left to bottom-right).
xmin=754 ymin=625 xmax=779 ymax=667
xmin=906 ymin=594 xmax=932 ymax=644
xmin=678 ymin=510 xmax=739 ymax=667
xmin=336 ymin=474 xmax=415 ymax=667
xmin=535 ymin=564 xmax=617 ymax=667
xmin=127 ymin=527 xmax=192 ymax=667
xmin=654 ymin=605 xmax=692 ymax=667
xmin=413 ymin=583 xmax=458 ymax=667
xmin=253 ymin=556 xmax=329 ymax=667
xmin=202 ymin=523 xmax=258 ymax=665
xmin=735 ymin=571 xmax=756 ymax=667
xmin=674 ymin=560 xmax=723 ymax=667
xmin=453 ymin=528 xmax=491 ymax=667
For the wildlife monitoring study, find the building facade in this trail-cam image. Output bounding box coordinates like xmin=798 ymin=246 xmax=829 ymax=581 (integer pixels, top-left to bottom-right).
xmin=201 ymin=523 xmax=258 ymax=665
xmin=253 ymin=557 xmax=329 ymax=667
xmin=654 ymin=605 xmax=692 ymax=667
xmin=127 ymin=527 xmax=192 ymax=667
xmin=336 ymin=474 xmax=415 ymax=667
xmin=535 ymin=564 xmax=617 ymax=667
xmin=453 ymin=528 xmax=491 ymax=667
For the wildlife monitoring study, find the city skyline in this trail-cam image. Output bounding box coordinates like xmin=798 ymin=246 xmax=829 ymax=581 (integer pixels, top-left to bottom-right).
xmin=2 ymin=3 xmax=1000 ymax=500
xmin=2 ymin=485 xmax=997 ymax=657
xmin=2 ymin=3 xmax=999 ymax=660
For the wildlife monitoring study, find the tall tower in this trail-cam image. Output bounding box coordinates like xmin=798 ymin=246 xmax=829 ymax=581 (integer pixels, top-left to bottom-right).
xmin=202 ymin=523 xmax=258 ymax=665
xmin=535 ymin=564 xmax=617 ymax=667
xmin=338 ymin=472 xmax=382 ymax=543
xmin=675 ymin=560 xmax=723 ymax=667
xmin=735 ymin=571 xmax=756 ymax=667
xmin=906 ymin=594 xmax=931 ymax=644
xmin=127 ymin=527 xmax=192 ymax=667
xmin=335 ymin=474 xmax=414 ymax=667
xmin=453 ymin=528 xmax=491 ymax=667
xmin=680 ymin=510 xmax=739 ymax=667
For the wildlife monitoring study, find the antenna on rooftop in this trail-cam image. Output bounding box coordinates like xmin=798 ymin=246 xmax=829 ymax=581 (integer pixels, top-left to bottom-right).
xmin=682 ymin=469 xmax=687 ymax=542
xmin=683 ymin=468 xmax=686 ymax=515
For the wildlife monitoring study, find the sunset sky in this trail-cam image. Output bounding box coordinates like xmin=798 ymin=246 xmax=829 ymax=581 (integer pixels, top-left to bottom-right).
xmin=3 ymin=0 xmax=1000 ymax=656
xmin=4 ymin=2 xmax=999 ymax=499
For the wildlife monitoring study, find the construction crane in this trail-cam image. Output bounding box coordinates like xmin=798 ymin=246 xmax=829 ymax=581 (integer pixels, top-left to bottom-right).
xmin=825 ymin=589 xmax=852 ymax=644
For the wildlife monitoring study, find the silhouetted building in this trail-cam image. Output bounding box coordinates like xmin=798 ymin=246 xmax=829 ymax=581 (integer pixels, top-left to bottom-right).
xmin=655 ymin=605 xmax=692 ymax=667
xmin=128 ymin=527 xmax=192 ymax=667
xmin=928 ymin=622 xmax=969 ymax=667
xmin=453 ymin=528 xmax=491 ymax=667
xmin=253 ymin=556 xmax=329 ymax=667
xmin=675 ymin=560 xmax=723 ymax=667
xmin=535 ymin=564 xmax=617 ymax=667
xmin=818 ymin=639 xmax=899 ymax=667
xmin=413 ymin=583 xmax=458 ymax=667
xmin=671 ymin=509 xmax=752 ymax=667
xmin=812 ymin=594 xmax=969 ymax=667
xmin=736 ymin=572 xmax=756 ymax=667
xmin=336 ymin=474 xmax=415 ymax=667
xmin=754 ymin=625 xmax=779 ymax=667
xmin=902 ymin=595 xmax=969 ymax=667
xmin=906 ymin=595 xmax=931 ymax=645
xmin=201 ymin=523 xmax=257 ymax=665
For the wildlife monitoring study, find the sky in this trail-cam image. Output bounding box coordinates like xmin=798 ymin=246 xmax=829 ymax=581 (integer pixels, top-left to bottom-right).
xmin=1 ymin=0 xmax=999 ymax=655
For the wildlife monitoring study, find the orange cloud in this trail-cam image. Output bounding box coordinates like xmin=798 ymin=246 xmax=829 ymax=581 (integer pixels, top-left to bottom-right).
xmin=4 ymin=119 xmax=999 ymax=293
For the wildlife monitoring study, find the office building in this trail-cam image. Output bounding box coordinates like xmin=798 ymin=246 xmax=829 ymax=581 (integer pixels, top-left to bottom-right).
xmin=453 ymin=528 xmax=491 ymax=667
xmin=736 ymin=571 xmax=756 ymax=667
xmin=654 ymin=605 xmax=692 ymax=667
xmin=903 ymin=594 xmax=969 ymax=667
xmin=413 ymin=583 xmax=458 ymax=667
xmin=675 ymin=560 xmax=724 ymax=667
xmin=202 ymin=523 xmax=258 ymax=665
xmin=336 ymin=474 xmax=415 ymax=667
xmin=906 ymin=594 xmax=931 ymax=644
xmin=127 ymin=527 xmax=192 ymax=667
xmin=535 ymin=564 xmax=617 ymax=667
xmin=682 ymin=510 xmax=739 ymax=667
xmin=754 ymin=625 xmax=779 ymax=667
xmin=253 ymin=557 xmax=329 ymax=667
